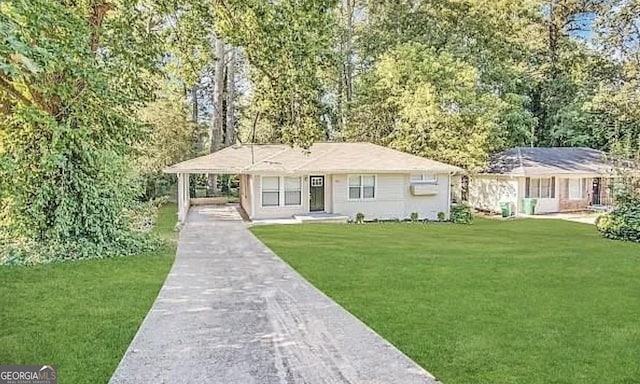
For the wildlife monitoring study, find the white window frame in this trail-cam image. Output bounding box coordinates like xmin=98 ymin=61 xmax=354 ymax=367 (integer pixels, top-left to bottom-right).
xmin=284 ymin=176 xmax=302 ymax=206
xmin=410 ymin=173 xmax=438 ymax=184
xmin=261 ymin=176 xmax=280 ymax=207
xmin=567 ymin=178 xmax=589 ymax=200
xmin=347 ymin=174 xmax=376 ymax=201
xmin=526 ymin=177 xmax=555 ymax=199
xmin=260 ymin=176 xmax=304 ymax=208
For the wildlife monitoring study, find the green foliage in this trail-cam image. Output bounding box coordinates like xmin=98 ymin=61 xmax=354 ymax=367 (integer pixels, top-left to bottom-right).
xmin=252 ymin=219 xmax=640 ymax=384
xmin=216 ymin=0 xmax=338 ymax=148
xmin=355 ymin=212 xmax=365 ymax=224
xmin=437 ymin=211 xmax=446 ymax=222
xmin=347 ymin=42 xmax=534 ymax=169
xmin=137 ymin=96 xmax=200 ymax=200
xmin=410 ymin=212 xmax=419 ymax=222
xmin=0 ymin=204 xmax=177 ymax=384
xmin=596 ymin=189 xmax=640 ymax=243
xmin=0 ymin=0 xmax=163 ymax=264
xmin=450 ymin=203 xmax=473 ymax=224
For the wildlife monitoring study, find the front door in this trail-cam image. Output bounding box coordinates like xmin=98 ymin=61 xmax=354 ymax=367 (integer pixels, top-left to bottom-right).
xmin=592 ymin=177 xmax=601 ymax=205
xmin=309 ymin=176 xmax=325 ymax=212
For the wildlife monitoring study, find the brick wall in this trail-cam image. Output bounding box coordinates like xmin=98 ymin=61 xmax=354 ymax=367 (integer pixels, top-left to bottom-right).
xmin=558 ymin=178 xmax=590 ymax=212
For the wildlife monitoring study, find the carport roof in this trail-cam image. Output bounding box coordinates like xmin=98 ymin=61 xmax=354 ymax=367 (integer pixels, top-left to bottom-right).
xmin=164 ymin=142 xmax=462 ymax=174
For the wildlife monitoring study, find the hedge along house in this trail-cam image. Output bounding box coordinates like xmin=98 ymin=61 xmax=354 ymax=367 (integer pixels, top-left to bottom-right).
xmin=468 ymin=147 xmax=625 ymax=215
xmin=164 ymin=142 xmax=462 ymax=223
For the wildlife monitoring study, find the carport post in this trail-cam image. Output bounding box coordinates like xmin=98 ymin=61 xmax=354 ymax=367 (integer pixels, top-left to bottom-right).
xmin=177 ymin=172 xmax=190 ymax=223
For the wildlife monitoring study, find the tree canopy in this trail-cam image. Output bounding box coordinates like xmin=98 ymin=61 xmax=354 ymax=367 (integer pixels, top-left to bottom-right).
xmin=1 ymin=0 xmax=639 ymax=262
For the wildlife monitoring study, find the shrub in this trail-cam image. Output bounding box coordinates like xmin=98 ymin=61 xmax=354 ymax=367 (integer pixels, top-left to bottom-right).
xmin=437 ymin=212 xmax=446 ymax=222
xmin=450 ymin=203 xmax=473 ymax=224
xmin=596 ymin=191 xmax=640 ymax=242
xmin=410 ymin=212 xmax=419 ymax=222
xmin=355 ymin=212 xmax=365 ymax=224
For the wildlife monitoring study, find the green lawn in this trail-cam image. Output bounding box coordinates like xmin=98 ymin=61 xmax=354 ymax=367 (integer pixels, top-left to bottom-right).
xmin=0 ymin=204 xmax=177 ymax=384
xmin=252 ymin=218 xmax=640 ymax=384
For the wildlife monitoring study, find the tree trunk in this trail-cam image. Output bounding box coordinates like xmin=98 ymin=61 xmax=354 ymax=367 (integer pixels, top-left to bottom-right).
xmin=337 ymin=0 xmax=355 ymax=133
xmin=209 ymin=36 xmax=226 ymax=195
xmin=191 ymin=86 xmax=198 ymax=124
xmin=225 ymin=46 xmax=236 ymax=146
xmin=344 ymin=0 xmax=354 ymax=104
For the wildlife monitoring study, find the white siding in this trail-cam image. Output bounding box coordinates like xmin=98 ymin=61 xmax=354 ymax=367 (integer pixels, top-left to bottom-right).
xmin=331 ymin=173 xmax=450 ymax=220
xmin=251 ymin=174 xmax=309 ymax=219
xmin=523 ymin=176 xmax=560 ymax=214
xmin=470 ymin=175 xmax=564 ymax=214
xmin=469 ymin=176 xmax=519 ymax=213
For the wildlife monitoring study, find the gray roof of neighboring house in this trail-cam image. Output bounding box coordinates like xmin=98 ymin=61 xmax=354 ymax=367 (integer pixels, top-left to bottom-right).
xmin=164 ymin=142 xmax=463 ymax=174
xmin=481 ymin=147 xmax=621 ymax=176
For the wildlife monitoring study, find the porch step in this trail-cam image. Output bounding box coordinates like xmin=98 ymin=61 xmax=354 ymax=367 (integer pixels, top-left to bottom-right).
xmin=588 ymin=204 xmax=612 ymax=213
xmin=293 ymin=214 xmax=349 ymax=223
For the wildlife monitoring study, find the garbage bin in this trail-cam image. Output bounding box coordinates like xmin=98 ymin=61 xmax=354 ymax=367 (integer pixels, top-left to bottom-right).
xmin=523 ymin=198 xmax=537 ymax=215
xmin=500 ymin=202 xmax=511 ymax=218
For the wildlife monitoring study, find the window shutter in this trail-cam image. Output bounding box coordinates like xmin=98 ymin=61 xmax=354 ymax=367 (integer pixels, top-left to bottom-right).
xmin=525 ymin=177 xmax=530 ymax=198
xmin=551 ymin=177 xmax=556 ymax=198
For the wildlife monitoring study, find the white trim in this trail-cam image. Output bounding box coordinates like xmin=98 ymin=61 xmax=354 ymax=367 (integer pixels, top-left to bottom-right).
xmin=309 ymin=174 xmax=327 ymax=212
xmin=260 ymin=176 xmax=280 ymax=208
xmin=259 ymin=175 xmax=304 ymax=208
xmin=410 ymin=173 xmax=438 ymax=184
xmin=249 ymin=175 xmax=255 ymax=218
xmin=567 ymin=177 xmax=587 ymax=200
xmin=447 ymin=174 xmax=452 ymax=219
xmin=347 ymin=174 xmax=377 ymax=201
xmin=284 ymin=176 xmax=303 ymax=207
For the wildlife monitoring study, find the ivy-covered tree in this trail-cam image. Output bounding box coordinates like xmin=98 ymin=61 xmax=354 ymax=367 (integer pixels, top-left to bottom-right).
xmin=0 ymin=0 xmax=163 ymax=263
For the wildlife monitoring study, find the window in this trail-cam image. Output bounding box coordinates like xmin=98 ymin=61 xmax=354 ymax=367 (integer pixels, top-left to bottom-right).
xmin=284 ymin=177 xmax=302 ymax=206
xmin=568 ymin=179 xmax=582 ymax=200
xmin=261 ymin=177 xmax=280 ymax=207
xmin=310 ymin=177 xmax=323 ymax=187
xmin=410 ymin=173 xmax=438 ymax=184
xmin=348 ymin=175 xmax=376 ymax=200
xmin=540 ymin=178 xmax=551 ymax=198
xmin=526 ymin=177 xmax=555 ymax=198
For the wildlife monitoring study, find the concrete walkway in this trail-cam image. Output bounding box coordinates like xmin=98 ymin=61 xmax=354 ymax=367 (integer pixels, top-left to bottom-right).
xmin=110 ymin=206 xmax=440 ymax=384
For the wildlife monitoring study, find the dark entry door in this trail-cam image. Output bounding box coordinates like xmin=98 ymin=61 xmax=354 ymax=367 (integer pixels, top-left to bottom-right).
xmin=592 ymin=178 xmax=601 ymax=205
xmin=309 ymin=176 xmax=325 ymax=212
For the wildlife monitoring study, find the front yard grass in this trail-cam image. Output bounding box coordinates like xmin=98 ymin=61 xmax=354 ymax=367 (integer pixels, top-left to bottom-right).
xmin=251 ymin=218 xmax=640 ymax=384
xmin=0 ymin=204 xmax=177 ymax=384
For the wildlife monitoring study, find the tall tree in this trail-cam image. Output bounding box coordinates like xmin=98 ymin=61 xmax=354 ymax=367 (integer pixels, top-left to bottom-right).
xmin=225 ymin=45 xmax=237 ymax=146
xmin=0 ymin=0 xmax=163 ymax=263
xmin=209 ymin=36 xmax=226 ymax=193
xmin=215 ymin=0 xmax=338 ymax=148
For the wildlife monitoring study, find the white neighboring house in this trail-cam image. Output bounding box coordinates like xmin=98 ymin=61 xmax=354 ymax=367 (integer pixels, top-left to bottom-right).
xmin=164 ymin=142 xmax=462 ymax=223
xmin=468 ymin=147 xmax=621 ymax=215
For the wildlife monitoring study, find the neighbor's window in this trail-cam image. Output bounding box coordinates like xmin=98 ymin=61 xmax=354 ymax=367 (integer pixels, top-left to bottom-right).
xmin=284 ymin=177 xmax=302 ymax=206
xmin=348 ymin=175 xmax=375 ymax=199
xmin=410 ymin=173 xmax=438 ymax=184
xmin=568 ymin=178 xmax=582 ymax=200
xmin=261 ymin=176 xmax=280 ymax=207
xmin=526 ymin=177 xmax=555 ymax=198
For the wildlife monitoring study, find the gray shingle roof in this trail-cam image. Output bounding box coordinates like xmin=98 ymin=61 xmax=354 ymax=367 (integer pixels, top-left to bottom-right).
xmin=164 ymin=142 xmax=463 ymax=174
xmin=482 ymin=147 xmax=619 ymax=176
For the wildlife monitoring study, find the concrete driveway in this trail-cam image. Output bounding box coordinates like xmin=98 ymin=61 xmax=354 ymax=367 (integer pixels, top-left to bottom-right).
xmin=109 ymin=206 xmax=440 ymax=384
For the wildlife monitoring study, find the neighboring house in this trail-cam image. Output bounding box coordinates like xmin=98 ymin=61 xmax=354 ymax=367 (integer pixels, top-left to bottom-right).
xmin=164 ymin=142 xmax=462 ymax=222
xmin=469 ymin=147 xmax=622 ymax=215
